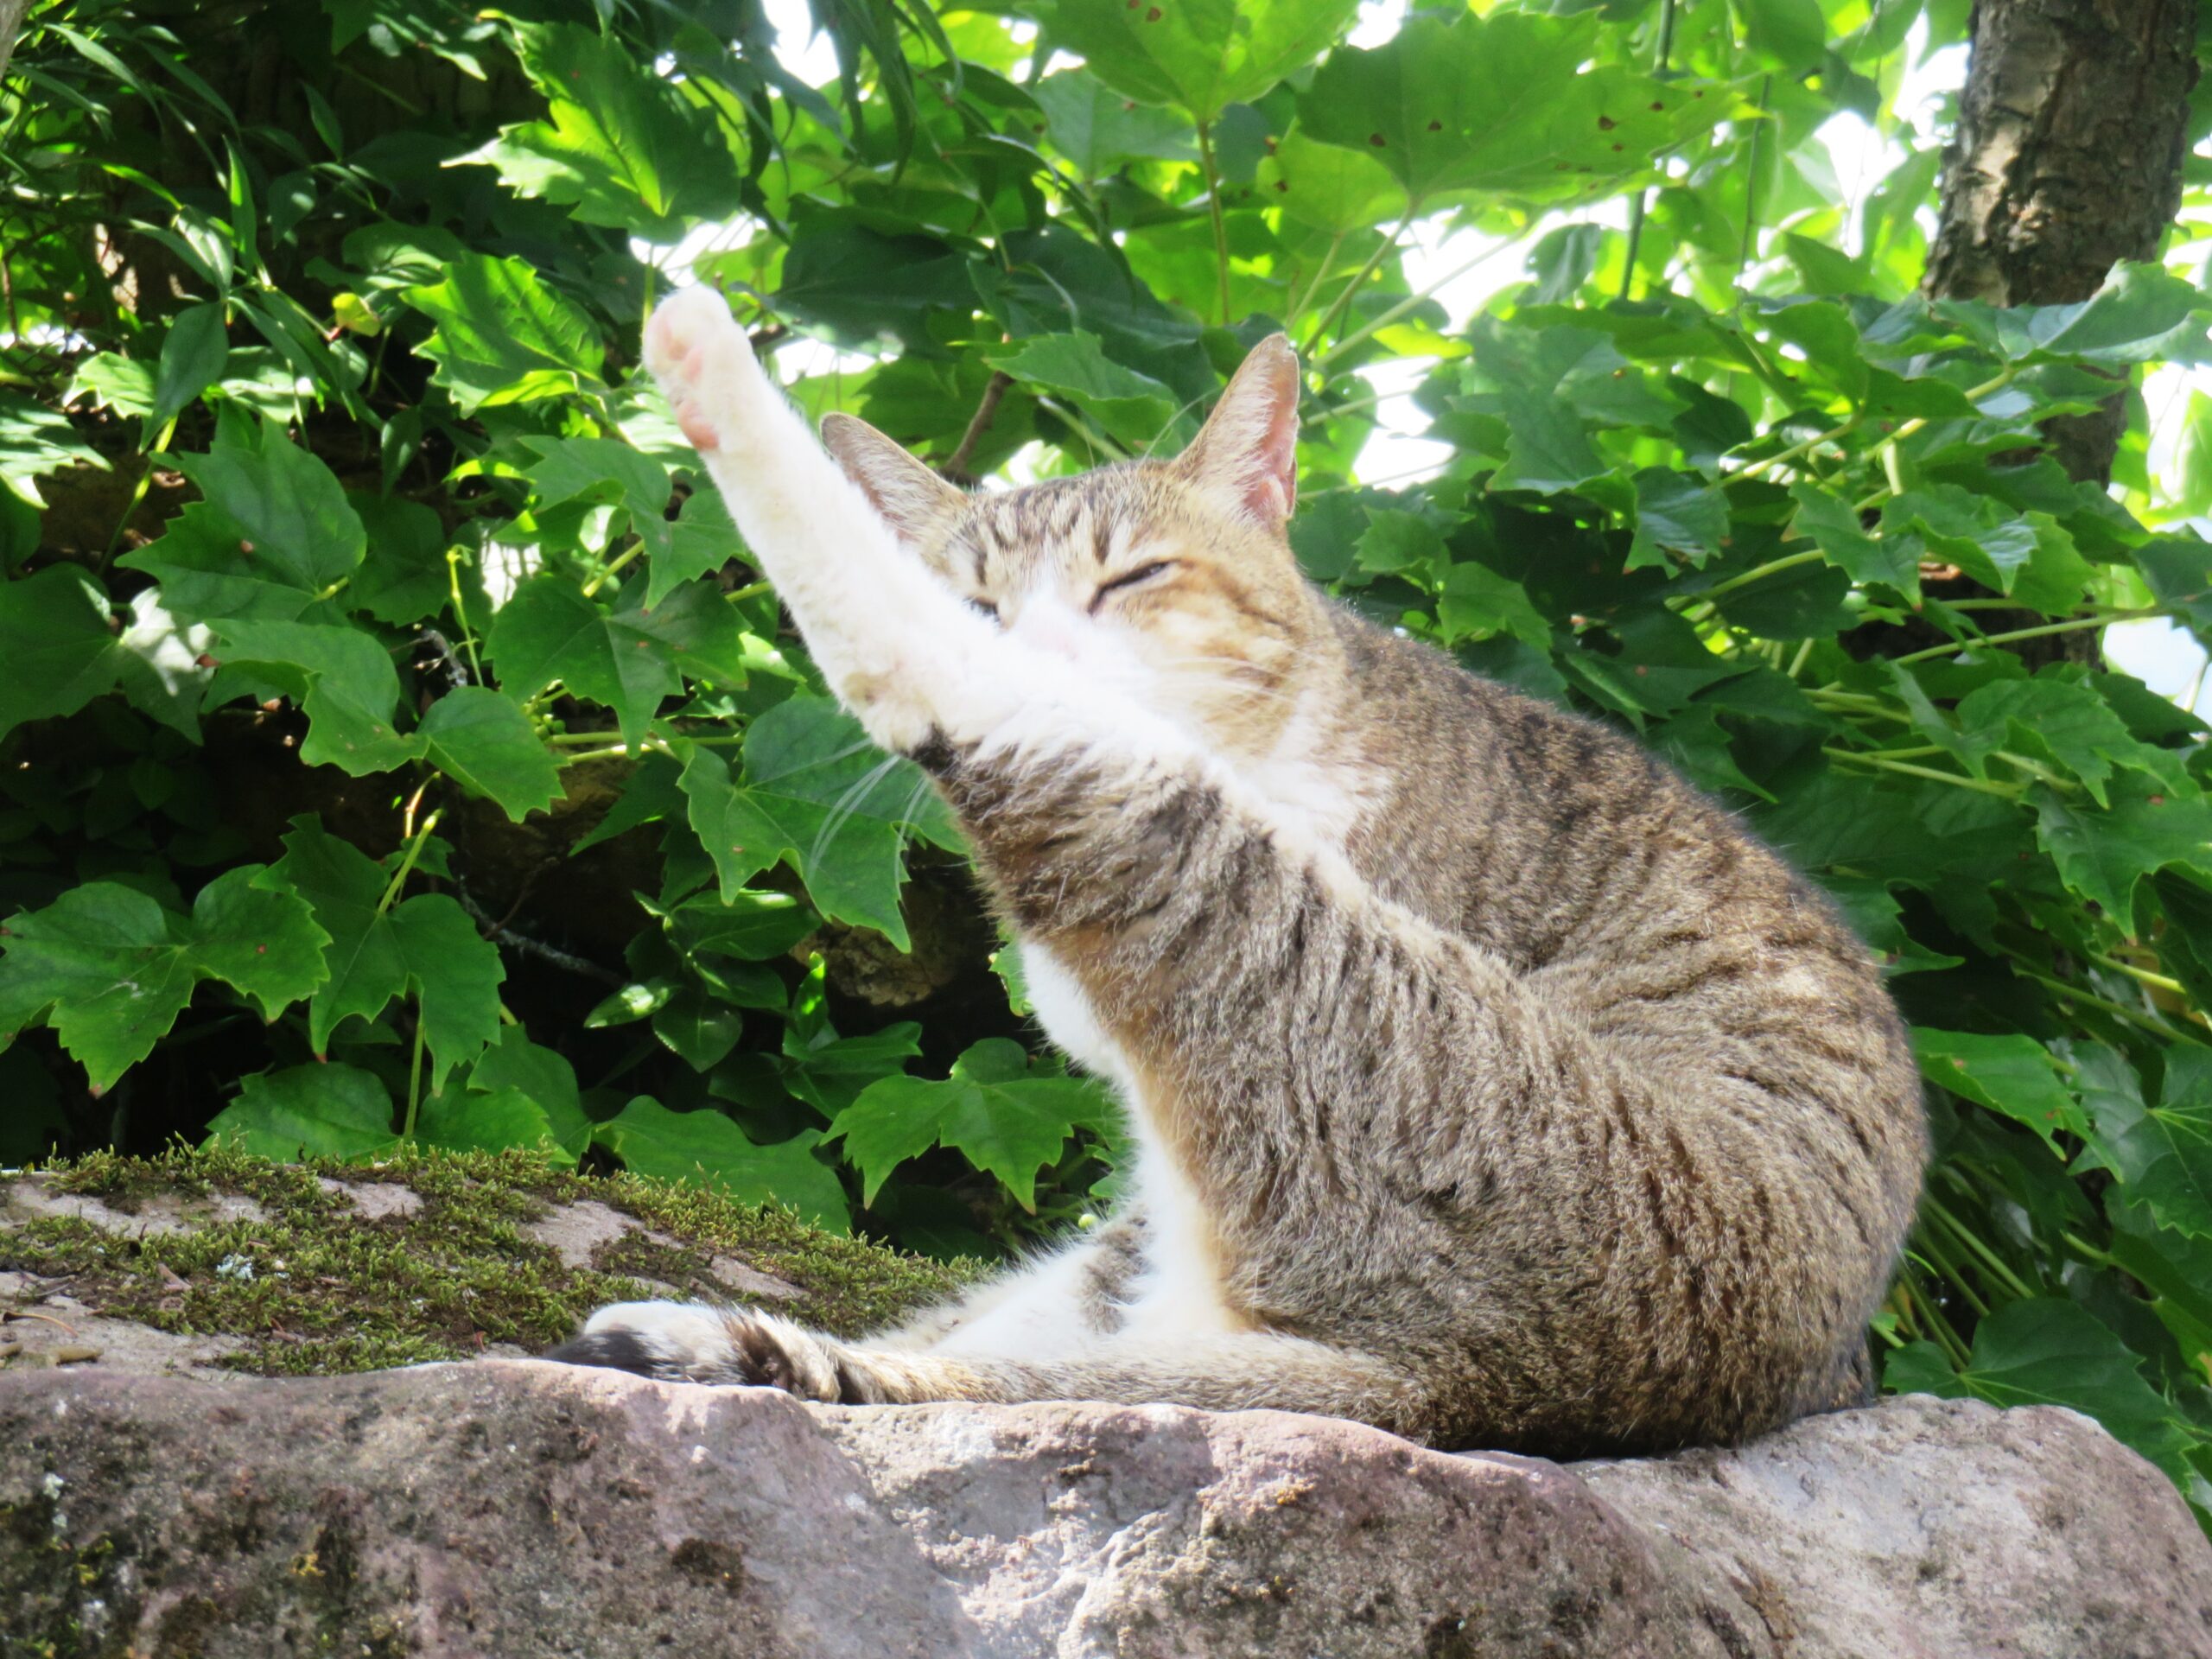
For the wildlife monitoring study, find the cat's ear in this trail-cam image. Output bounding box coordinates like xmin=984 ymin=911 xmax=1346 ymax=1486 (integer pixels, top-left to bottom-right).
xmin=821 ymin=413 xmax=966 ymax=546
xmin=1174 ymin=333 xmax=1300 ymax=531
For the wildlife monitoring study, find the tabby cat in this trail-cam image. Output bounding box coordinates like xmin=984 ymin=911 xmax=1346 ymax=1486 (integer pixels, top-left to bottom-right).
xmin=545 ymin=287 xmax=1927 ymax=1456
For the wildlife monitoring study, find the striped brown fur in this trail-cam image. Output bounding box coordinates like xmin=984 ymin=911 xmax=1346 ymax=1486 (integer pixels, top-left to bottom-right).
xmin=555 ymin=299 xmax=1929 ymax=1458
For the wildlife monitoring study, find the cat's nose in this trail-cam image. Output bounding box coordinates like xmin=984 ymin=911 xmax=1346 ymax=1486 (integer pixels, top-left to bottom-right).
xmin=1006 ymin=591 xmax=1088 ymax=659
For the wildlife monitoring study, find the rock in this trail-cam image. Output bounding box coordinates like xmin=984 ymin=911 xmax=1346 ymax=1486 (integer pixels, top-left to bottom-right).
xmin=0 ymin=1148 xmax=963 ymax=1380
xmin=2 ymin=1360 xmax=2203 ymax=1659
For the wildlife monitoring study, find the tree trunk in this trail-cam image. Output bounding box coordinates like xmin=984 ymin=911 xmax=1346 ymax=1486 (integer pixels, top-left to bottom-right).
xmin=0 ymin=0 xmax=29 ymax=87
xmin=1923 ymin=0 xmax=2198 ymax=486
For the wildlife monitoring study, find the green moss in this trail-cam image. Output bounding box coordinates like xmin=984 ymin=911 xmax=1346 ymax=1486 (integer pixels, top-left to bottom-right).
xmin=4 ymin=1146 xmax=972 ymax=1378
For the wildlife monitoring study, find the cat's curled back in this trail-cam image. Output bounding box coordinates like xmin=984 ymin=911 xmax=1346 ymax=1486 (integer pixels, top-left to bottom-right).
xmin=548 ymin=288 xmax=1928 ymax=1457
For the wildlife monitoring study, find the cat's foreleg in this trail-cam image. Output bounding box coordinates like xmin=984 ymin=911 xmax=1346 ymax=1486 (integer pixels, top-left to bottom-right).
xmin=642 ymin=289 xmax=1038 ymax=755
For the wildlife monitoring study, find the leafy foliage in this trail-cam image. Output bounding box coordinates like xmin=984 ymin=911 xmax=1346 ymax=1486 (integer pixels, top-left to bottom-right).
xmin=5 ymin=0 xmax=2212 ymax=1520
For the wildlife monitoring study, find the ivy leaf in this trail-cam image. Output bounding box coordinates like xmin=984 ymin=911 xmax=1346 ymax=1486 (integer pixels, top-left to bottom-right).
xmin=401 ymin=253 xmax=605 ymax=413
xmin=781 ymin=1018 xmax=925 ymax=1117
xmin=413 ymin=1088 xmax=558 ymax=1158
xmin=454 ymin=22 xmax=740 ymax=238
xmin=416 ymin=687 xmax=563 ymax=822
xmin=678 ymin=698 xmax=955 ymax=948
xmin=208 ymin=620 xmax=415 ymax=775
xmin=2033 ymin=774 xmax=2212 ymax=931
xmin=1789 ymin=482 xmax=1918 ymax=595
xmin=1255 ymin=127 xmax=1408 ymax=234
xmin=1436 ymin=560 xmax=1549 ymax=647
xmin=592 ymin=1096 xmax=849 ymax=1231
xmin=1300 ymin=12 xmax=1733 ymax=204
xmin=1913 ymin=1027 xmax=2088 ymax=1154
xmin=1885 ymin=1299 xmax=2192 ymax=1481
xmin=0 ymin=566 xmax=129 ymax=741
xmin=827 ymin=1038 xmax=1114 ymax=1210
xmin=348 ymin=495 xmax=451 ymax=627
xmin=663 ymin=888 xmax=821 ymax=961
xmin=149 ymin=304 xmax=231 ymax=431
xmin=0 ymin=390 xmax=106 ymax=508
xmin=254 ymin=818 xmax=502 ymax=1090
xmin=1491 ymin=392 xmax=1609 ymax=494
xmin=0 ymin=867 xmax=329 ymax=1091
xmin=1033 ymin=68 xmax=1198 ymax=177
xmin=203 ymin=1064 xmax=399 ymax=1160
xmin=1952 ymin=677 xmax=2190 ymax=806
xmin=984 ymin=333 xmax=1186 ymax=449
xmin=467 ymin=1025 xmax=588 ymax=1154
xmin=119 ymin=422 xmax=365 ymax=620
xmin=1627 ymin=469 xmax=1729 ymax=571
xmin=2109 ymin=1047 xmax=2212 ymax=1241
xmin=1028 ymin=0 xmax=1362 ymax=122
xmin=487 ymin=575 xmax=746 ymax=748
xmin=1959 ymin=261 xmax=2210 ymax=368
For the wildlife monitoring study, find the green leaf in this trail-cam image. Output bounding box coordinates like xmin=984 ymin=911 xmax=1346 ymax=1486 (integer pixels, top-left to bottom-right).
xmin=1886 ymin=1299 xmax=2192 ymax=1481
xmin=1300 ymin=13 xmax=1734 ymax=205
xmin=2110 ymin=1047 xmax=2212 ymax=1242
xmin=0 ymin=566 xmax=128 ymax=741
xmin=984 ymin=333 xmax=1185 ymax=450
xmin=119 ymin=422 xmax=366 ymax=620
xmin=1913 ymin=1027 xmax=2087 ymax=1154
xmin=1789 ymin=483 xmax=1918 ymax=595
xmin=827 ymin=1038 xmax=1113 ymax=1210
xmin=1951 ymin=677 xmax=2189 ymax=806
xmin=1733 ymin=0 xmax=1830 ymax=72
xmin=413 ymin=1088 xmax=557 ymax=1157
xmin=2033 ymin=773 xmax=2212 ymax=931
xmin=0 ymin=391 xmax=106 ymax=509
xmin=593 ymin=1097 xmax=849 ymax=1231
xmin=401 ymin=254 xmax=604 ymax=413
xmin=1029 ymin=0 xmax=1362 ymax=122
xmin=1961 ymin=262 xmax=2210 ymax=368
xmin=203 ymin=1064 xmax=399 ymax=1160
xmin=1490 ymin=392 xmax=1608 ymax=494
xmin=1255 ymin=127 xmax=1408 ymax=234
xmin=1436 ymin=560 xmax=1549 ymax=648
xmin=209 ymin=619 xmax=415 ymax=775
xmin=1627 ymin=469 xmax=1729 ymax=572
xmin=678 ymin=698 xmax=954 ymax=948
xmin=416 ymin=688 xmax=563 ymax=822
xmin=664 ymin=889 xmax=821 ymax=961
xmin=255 ymin=818 xmax=502 ymax=1090
xmin=487 ymin=575 xmax=747 ymax=748
xmin=1033 ymin=68 xmax=1198 ymax=176
xmin=0 ymin=867 xmax=329 ymax=1091
xmin=149 ymin=304 xmax=231 ymax=430
xmin=454 ymin=22 xmax=740 ymax=238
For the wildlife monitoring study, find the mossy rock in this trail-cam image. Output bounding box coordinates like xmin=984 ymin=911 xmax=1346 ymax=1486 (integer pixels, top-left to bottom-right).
xmin=0 ymin=1146 xmax=971 ymax=1379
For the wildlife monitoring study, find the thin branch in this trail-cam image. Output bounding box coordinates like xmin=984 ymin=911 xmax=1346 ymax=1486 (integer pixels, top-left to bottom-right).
xmin=943 ymin=370 xmax=1014 ymax=481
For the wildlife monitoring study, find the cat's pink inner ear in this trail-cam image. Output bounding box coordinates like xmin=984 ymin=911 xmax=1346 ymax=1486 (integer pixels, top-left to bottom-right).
xmin=1183 ymin=334 xmax=1300 ymax=530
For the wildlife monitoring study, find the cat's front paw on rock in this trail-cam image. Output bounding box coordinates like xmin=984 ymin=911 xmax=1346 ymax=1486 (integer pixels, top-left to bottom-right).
xmin=543 ymin=1300 xmax=845 ymax=1399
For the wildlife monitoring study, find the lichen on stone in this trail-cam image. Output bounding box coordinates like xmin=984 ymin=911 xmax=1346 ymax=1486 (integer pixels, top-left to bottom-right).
xmin=1 ymin=1145 xmax=971 ymax=1379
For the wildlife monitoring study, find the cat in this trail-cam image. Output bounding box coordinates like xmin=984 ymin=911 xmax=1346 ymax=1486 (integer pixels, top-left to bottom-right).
xmin=543 ymin=285 xmax=1928 ymax=1457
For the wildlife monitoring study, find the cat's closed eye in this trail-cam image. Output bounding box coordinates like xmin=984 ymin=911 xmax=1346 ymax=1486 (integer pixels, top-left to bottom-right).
xmin=1090 ymin=561 xmax=1175 ymax=613
xmin=966 ymin=595 xmax=1000 ymax=622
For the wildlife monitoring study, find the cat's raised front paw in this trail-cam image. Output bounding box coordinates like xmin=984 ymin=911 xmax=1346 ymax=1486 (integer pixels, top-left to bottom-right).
xmin=642 ymin=286 xmax=760 ymax=455
xmin=543 ymin=1300 xmax=851 ymax=1400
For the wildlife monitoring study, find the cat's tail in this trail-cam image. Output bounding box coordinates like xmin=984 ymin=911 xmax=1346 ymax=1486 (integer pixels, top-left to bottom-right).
xmin=545 ymin=1300 xmax=1437 ymax=1440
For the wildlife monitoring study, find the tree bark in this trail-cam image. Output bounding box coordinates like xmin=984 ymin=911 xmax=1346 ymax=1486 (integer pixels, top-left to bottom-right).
xmin=1923 ymin=0 xmax=2198 ymax=486
xmin=0 ymin=0 xmax=29 ymax=87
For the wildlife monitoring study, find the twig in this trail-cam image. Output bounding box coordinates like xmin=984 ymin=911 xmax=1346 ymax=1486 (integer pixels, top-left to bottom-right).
xmin=943 ymin=371 xmax=1013 ymax=481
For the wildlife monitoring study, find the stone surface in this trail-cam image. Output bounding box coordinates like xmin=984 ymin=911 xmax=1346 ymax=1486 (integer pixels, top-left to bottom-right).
xmin=2 ymin=1360 xmax=2204 ymax=1659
